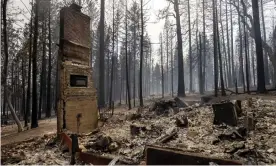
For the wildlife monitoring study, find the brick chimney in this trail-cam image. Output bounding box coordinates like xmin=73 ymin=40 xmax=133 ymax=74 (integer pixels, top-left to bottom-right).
xmin=70 ymin=3 xmax=82 ymax=12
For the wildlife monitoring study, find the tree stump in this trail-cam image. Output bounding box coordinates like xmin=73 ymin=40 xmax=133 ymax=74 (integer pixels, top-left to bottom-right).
xmin=212 ymin=102 xmax=238 ymax=126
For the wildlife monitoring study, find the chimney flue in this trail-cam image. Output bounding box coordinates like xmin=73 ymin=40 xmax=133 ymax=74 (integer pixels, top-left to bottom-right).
xmin=70 ymin=3 xmax=82 ymax=12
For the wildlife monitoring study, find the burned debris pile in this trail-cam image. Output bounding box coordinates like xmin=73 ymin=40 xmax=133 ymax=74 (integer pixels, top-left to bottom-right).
xmin=1 ymin=134 xmax=73 ymax=165
xmin=79 ymin=97 xmax=276 ymax=164
xmin=1 ymin=97 xmax=276 ymax=165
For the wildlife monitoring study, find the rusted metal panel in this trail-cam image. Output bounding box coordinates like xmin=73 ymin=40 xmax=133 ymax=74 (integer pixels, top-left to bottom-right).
xmin=60 ymin=133 xmax=73 ymax=151
xmin=60 ymin=132 xmax=114 ymax=165
xmin=146 ymin=145 xmax=242 ymax=165
xmin=79 ymin=152 xmax=113 ymax=165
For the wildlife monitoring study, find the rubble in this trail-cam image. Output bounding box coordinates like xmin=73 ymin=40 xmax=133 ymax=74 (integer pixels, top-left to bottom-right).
xmin=234 ymin=100 xmax=242 ymax=116
xmin=78 ymin=97 xmax=276 ymax=164
xmin=225 ymin=141 xmax=245 ymax=154
xmin=127 ymin=113 xmax=142 ymax=121
xmin=149 ymin=97 xmax=188 ymax=115
xmin=1 ymin=134 xmax=74 ymax=165
xmin=217 ymin=129 xmax=244 ymax=141
xmin=130 ymin=123 xmax=146 ymax=136
xmin=244 ymin=115 xmax=255 ymax=131
xmin=2 ymin=97 xmax=276 ymax=165
xmin=158 ymin=127 xmax=178 ymax=143
xmin=174 ymin=97 xmax=188 ymax=108
xmin=175 ymin=115 xmax=189 ymax=127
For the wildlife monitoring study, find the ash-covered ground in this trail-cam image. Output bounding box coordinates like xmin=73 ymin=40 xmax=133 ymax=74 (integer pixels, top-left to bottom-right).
xmin=79 ymin=97 xmax=276 ymax=164
xmin=1 ymin=96 xmax=276 ymax=165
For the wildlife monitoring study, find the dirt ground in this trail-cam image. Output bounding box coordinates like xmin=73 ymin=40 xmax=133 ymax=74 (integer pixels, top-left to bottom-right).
xmin=1 ymin=118 xmax=57 ymax=146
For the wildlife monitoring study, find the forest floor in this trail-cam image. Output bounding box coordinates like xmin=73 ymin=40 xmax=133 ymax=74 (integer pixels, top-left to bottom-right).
xmin=1 ymin=92 xmax=276 ymax=164
xmin=1 ymin=117 xmax=56 ymax=146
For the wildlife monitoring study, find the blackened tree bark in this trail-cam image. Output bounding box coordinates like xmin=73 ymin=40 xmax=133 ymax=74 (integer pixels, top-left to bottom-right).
xmin=188 ymin=0 xmax=192 ymax=92
xmin=251 ymin=0 xmax=266 ymax=93
xmin=238 ymin=0 xmax=245 ymax=92
xmin=166 ymin=22 xmax=169 ymax=94
xmin=106 ymin=50 xmax=110 ymax=103
xmin=160 ymin=34 xmax=164 ymax=98
xmin=170 ymin=28 xmax=174 ymax=96
xmin=246 ymin=31 xmax=251 ymax=85
xmin=174 ymin=0 xmax=185 ymax=97
xmin=150 ymin=46 xmax=153 ymax=95
xmin=39 ymin=17 xmax=47 ymax=120
xmin=260 ymin=0 xmax=269 ymax=85
xmin=231 ymin=0 xmax=275 ymax=87
xmin=216 ymin=5 xmax=226 ymax=96
xmin=133 ymin=20 xmax=137 ymax=107
xmin=199 ymin=33 xmax=203 ymax=94
xmin=11 ymin=63 xmax=14 ymax=110
xmin=125 ymin=0 xmax=131 ymax=109
xmin=139 ymin=0 xmax=144 ymax=106
xmin=26 ymin=0 xmax=34 ymax=127
xmin=242 ymin=5 xmax=250 ymax=93
xmin=21 ymin=55 xmax=26 ymax=124
xmin=31 ymin=0 xmax=39 ymax=128
xmin=219 ymin=0 xmax=229 ymax=88
xmin=272 ymin=25 xmax=276 ymax=85
xmin=226 ymin=0 xmax=232 ymax=87
xmin=46 ymin=2 xmax=52 ymax=118
xmin=251 ymin=37 xmax=256 ymax=86
xmin=212 ymin=0 xmax=218 ymax=96
xmin=99 ymin=0 xmax=105 ymax=107
xmin=202 ymin=0 xmax=206 ymax=93
xmin=2 ymin=0 xmax=9 ymax=116
xmin=109 ymin=0 xmax=115 ymax=108
xmin=230 ymin=0 xmax=235 ymax=87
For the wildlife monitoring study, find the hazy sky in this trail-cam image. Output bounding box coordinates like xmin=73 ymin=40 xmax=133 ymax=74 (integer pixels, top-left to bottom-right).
xmin=146 ymin=0 xmax=167 ymax=43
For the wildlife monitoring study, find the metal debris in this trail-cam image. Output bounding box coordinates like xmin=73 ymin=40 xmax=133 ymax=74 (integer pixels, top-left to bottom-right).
xmin=2 ymin=97 xmax=276 ymax=164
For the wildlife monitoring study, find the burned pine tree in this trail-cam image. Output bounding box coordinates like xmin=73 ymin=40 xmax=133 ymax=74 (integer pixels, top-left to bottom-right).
xmin=174 ymin=0 xmax=186 ymax=97
xmin=139 ymin=0 xmax=144 ymax=107
xmin=125 ymin=0 xmax=131 ymax=109
xmin=31 ymin=0 xmax=40 ymax=128
xmin=99 ymin=0 xmax=106 ymax=107
xmin=46 ymin=1 xmax=52 ymax=118
xmin=216 ymin=3 xmax=226 ymax=96
xmin=251 ymin=0 xmax=266 ymax=93
xmin=212 ymin=0 xmax=218 ymax=96
xmin=188 ymin=0 xmax=193 ymax=93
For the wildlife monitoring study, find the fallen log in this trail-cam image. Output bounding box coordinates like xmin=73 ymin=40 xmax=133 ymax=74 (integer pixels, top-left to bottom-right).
xmin=158 ymin=131 xmax=178 ymax=144
xmin=6 ymin=88 xmax=23 ymax=132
